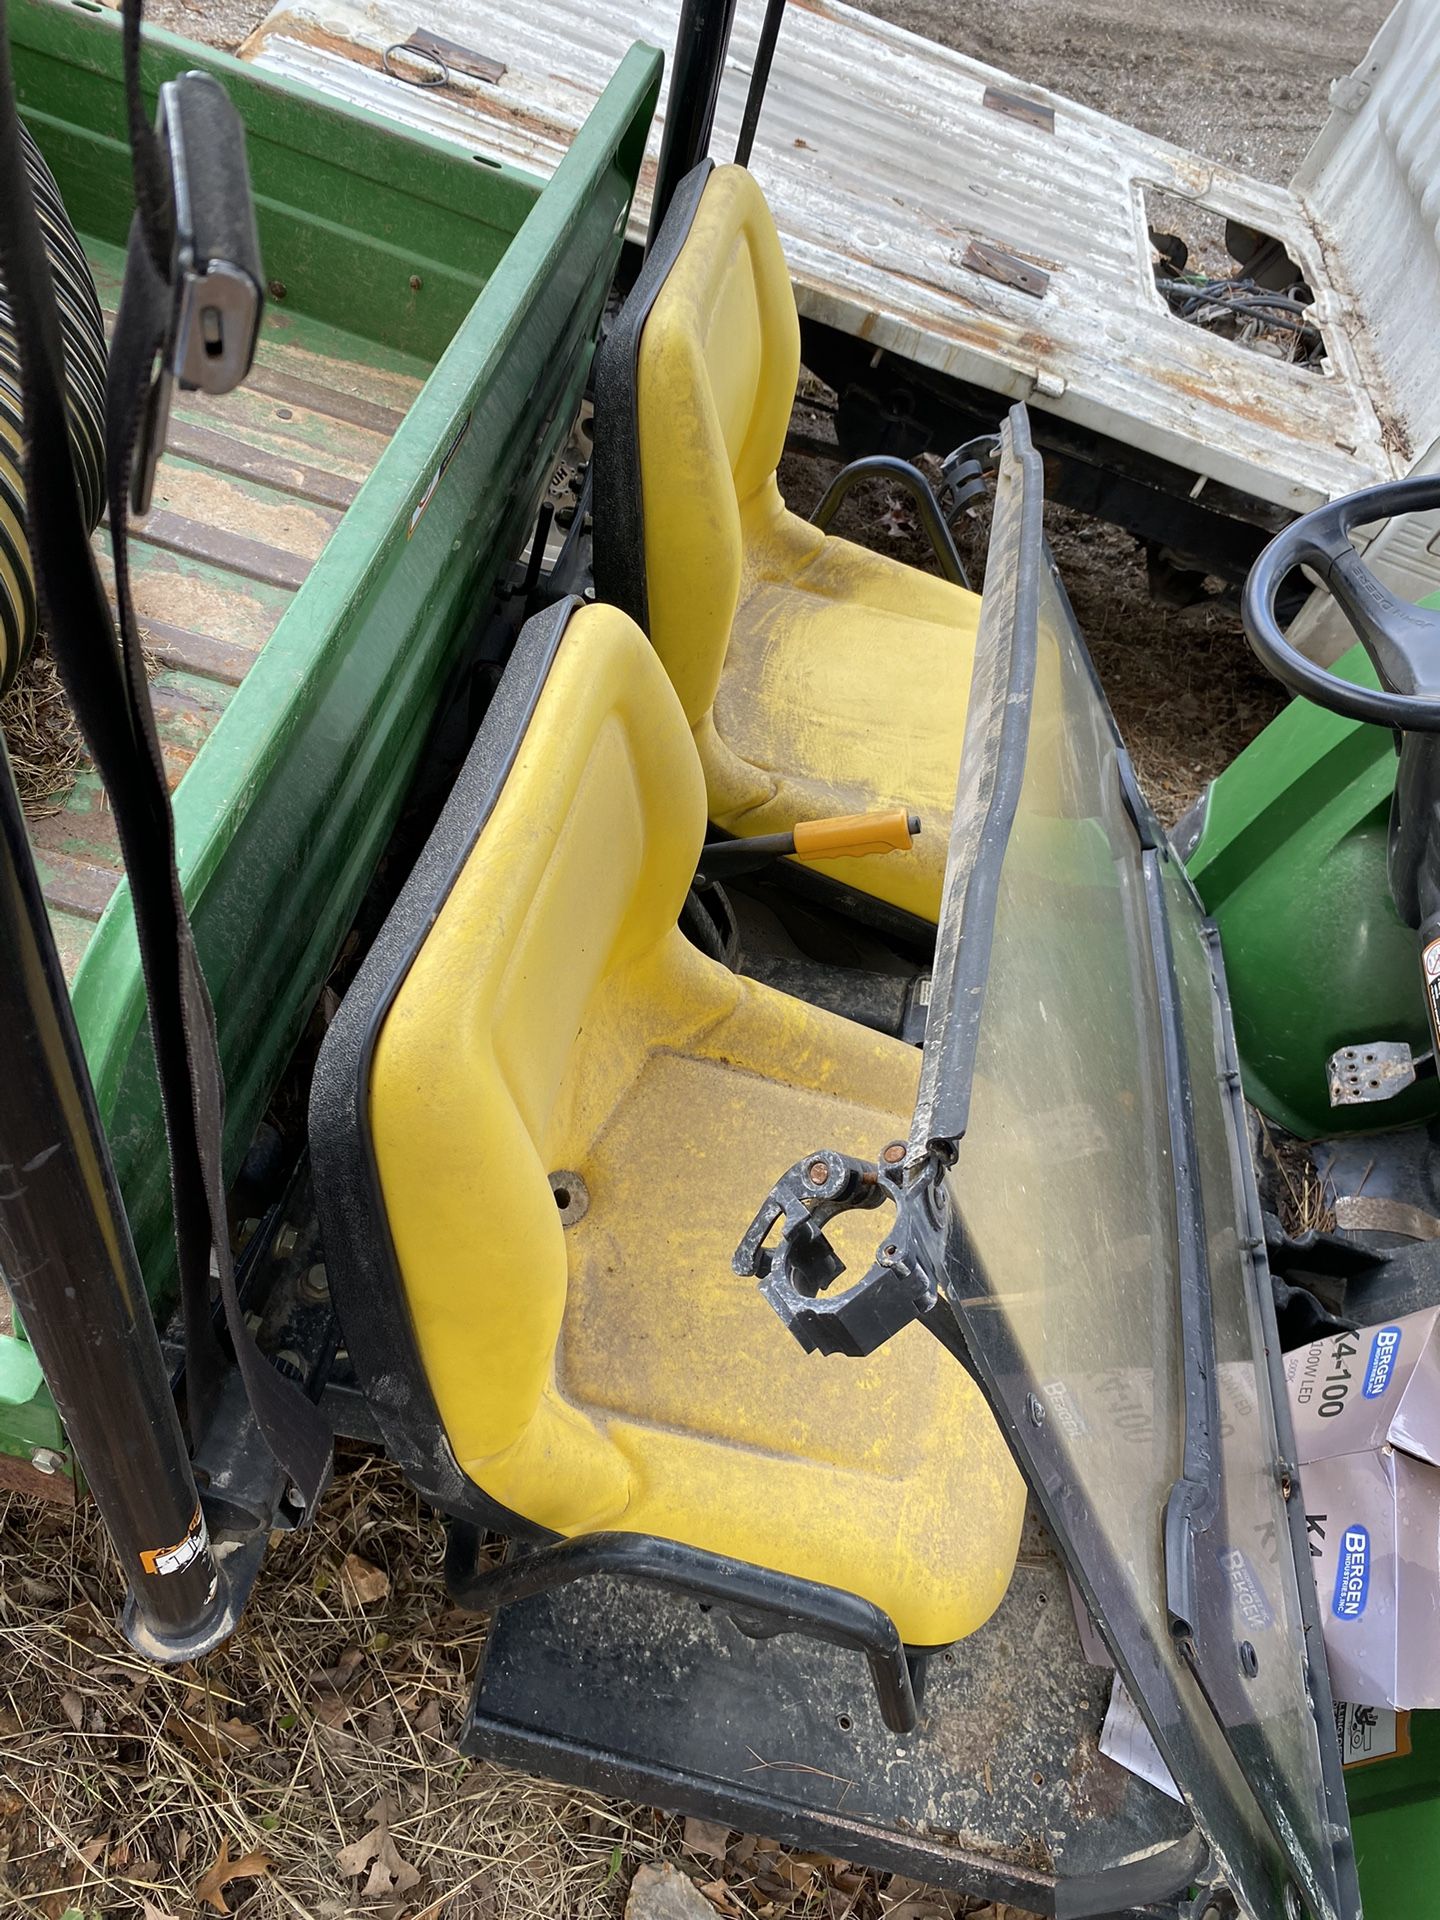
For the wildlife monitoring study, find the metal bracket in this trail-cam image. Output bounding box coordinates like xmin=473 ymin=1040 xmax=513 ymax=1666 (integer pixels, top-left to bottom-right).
xmin=733 ymin=1145 xmax=942 ymax=1356
xmin=1326 ymin=1039 xmax=1431 ymax=1106
xmin=936 ymin=434 xmax=997 ymax=525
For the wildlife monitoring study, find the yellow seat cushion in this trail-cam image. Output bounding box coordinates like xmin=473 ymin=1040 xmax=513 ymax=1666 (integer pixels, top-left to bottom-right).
xmin=632 ymin=164 xmax=981 ymax=921
xmin=368 ymin=602 xmax=1023 ymax=1646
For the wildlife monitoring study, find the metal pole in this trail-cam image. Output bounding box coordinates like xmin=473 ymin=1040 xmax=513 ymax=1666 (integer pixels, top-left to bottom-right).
xmin=734 ymin=0 xmax=786 ymax=167
xmin=0 ymin=738 xmax=234 ymax=1661
xmin=647 ymin=0 xmax=740 ymax=248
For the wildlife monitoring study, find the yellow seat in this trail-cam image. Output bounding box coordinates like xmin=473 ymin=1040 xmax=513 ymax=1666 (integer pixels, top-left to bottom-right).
xmin=594 ymin=163 xmax=981 ymax=923
xmin=315 ymin=601 xmax=1022 ymax=1648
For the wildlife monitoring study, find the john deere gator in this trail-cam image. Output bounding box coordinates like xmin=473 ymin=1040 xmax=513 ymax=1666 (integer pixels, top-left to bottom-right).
xmin=2 ymin=0 xmax=1438 ymax=1913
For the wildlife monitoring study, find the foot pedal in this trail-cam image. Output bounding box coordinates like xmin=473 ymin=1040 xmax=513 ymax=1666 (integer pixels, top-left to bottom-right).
xmin=1327 ymin=1041 xmax=1418 ymax=1106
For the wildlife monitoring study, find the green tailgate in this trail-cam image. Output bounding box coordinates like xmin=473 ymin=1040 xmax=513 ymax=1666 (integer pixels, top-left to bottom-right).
xmin=0 ymin=0 xmax=659 ymax=1476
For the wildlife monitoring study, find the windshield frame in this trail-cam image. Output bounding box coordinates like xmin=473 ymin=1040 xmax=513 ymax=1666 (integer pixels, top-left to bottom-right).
xmin=912 ymin=406 xmax=1358 ymax=1920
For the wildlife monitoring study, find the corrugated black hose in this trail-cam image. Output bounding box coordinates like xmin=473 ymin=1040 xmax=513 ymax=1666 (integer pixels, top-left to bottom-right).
xmin=0 ymin=124 xmax=108 ymax=694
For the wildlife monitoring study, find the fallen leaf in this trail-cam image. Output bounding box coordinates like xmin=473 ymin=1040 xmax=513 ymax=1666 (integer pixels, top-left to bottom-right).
xmin=683 ymin=1817 xmax=731 ymax=1863
xmin=59 ymin=1690 xmax=85 ymax=1731
xmin=77 ymin=1833 xmax=107 ymax=1867
xmin=218 ymin=1717 xmax=262 ymax=1751
xmin=335 ymin=1798 xmax=420 ymax=1898
xmin=340 ymin=1554 xmax=390 ymax=1606
xmin=413 ymin=1698 xmax=443 ymax=1737
xmin=167 ymin=1710 xmax=264 ymax=1764
xmin=0 ymin=1707 xmax=23 ymax=1736
xmin=141 ymin=1902 xmax=176 ymax=1920
xmin=698 ymin=1879 xmax=742 ymax=1913
xmin=309 ymin=1646 xmax=364 ymax=1691
xmin=364 ymin=1701 xmax=396 ymax=1747
xmin=194 ymin=1837 xmax=272 ymax=1914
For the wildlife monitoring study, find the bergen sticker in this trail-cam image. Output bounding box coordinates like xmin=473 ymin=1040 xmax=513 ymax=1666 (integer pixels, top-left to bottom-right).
xmin=1363 ymin=1325 xmax=1403 ymax=1399
xmin=1332 ymin=1526 xmax=1371 ymax=1621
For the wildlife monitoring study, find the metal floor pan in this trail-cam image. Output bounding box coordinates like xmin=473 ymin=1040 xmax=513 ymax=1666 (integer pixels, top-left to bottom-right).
xmin=462 ymin=1508 xmax=1201 ymax=1918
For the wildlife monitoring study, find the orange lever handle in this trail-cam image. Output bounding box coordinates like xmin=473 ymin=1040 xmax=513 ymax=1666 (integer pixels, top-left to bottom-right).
xmin=791 ymin=809 xmax=920 ymax=861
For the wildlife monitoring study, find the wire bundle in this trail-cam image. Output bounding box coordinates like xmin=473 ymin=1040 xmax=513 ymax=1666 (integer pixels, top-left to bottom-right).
xmin=1155 ymin=271 xmax=1325 ymax=368
xmin=1 ymin=125 xmax=108 ymax=696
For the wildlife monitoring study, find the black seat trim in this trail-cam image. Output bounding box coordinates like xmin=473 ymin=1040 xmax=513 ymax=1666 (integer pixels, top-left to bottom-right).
xmin=592 ymin=157 xmax=713 ymax=632
xmin=309 ymin=597 xmax=577 ymax=1536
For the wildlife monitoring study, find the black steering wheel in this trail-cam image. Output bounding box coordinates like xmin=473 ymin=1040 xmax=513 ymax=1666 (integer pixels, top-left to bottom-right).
xmin=1244 ymin=474 xmax=1440 ymax=731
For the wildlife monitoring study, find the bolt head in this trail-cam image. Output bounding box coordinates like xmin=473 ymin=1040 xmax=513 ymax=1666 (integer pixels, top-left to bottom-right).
xmin=29 ymin=1447 xmax=66 ymax=1476
xmin=882 ymin=1141 xmax=906 ymax=1165
xmin=807 ymin=1159 xmax=830 ymax=1186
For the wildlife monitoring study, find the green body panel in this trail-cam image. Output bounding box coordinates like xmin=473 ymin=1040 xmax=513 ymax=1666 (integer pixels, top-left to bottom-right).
xmin=1187 ymin=635 xmax=1439 ymax=1140
xmin=0 ymin=0 xmax=659 ymax=1465
xmin=1349 ymin=1715 xmax=1440 ymax=1917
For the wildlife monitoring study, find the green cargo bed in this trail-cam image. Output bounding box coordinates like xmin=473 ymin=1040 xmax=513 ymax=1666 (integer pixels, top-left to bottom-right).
xmin=0 ymin=0 xmax=658 ymax=1479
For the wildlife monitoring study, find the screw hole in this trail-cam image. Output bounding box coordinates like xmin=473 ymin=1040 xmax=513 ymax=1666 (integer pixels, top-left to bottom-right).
xmin=552 ymin=1187 xmax=570 ymax=1210
xmin=1032 ymin=1770 xmax=1045 ymax=1787
xmin=837 ymin=1713 xmax=853 ymax=1733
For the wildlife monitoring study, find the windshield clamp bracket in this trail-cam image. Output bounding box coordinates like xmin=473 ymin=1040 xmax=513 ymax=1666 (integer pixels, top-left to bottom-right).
xmin=733 ymin=1146 xmax=942 ymax=1357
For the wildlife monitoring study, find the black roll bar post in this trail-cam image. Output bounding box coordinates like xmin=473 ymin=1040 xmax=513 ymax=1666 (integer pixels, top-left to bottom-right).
xmin=647 ymin=0 xmax=740 ymax=247
xmin=0 ymin=740 xmax=238 ymax=1662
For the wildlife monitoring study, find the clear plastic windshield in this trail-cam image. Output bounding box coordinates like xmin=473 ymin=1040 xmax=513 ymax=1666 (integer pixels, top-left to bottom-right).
xmin=914 ymin=410 xmax=1357 ymax=1920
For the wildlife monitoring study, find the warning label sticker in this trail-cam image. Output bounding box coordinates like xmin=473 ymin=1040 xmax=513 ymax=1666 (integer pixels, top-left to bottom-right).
xmin=139 ymin=1507 xmax=208 ymax=1577
xmin=1335 ymin=1702 xmax=1410 ymax=1769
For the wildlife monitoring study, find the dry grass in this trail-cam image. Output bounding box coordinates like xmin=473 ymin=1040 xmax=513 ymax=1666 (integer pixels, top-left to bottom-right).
xmin=0 ymin=1449 xmax=1005 ymax=1920
xmin=0 ymin=641 xmax=87 ymax=816
xmin=1256 ymin=1117 xmax=1337 ymax=1238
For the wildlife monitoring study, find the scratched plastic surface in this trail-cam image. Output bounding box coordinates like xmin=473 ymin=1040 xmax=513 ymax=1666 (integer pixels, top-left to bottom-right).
xmin=916 ymin=423 xmax=1352 ymax=1920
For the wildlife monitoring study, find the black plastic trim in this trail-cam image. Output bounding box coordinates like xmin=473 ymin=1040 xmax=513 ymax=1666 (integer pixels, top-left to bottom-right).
xmin=592 ymin=158 xmax=713 ymax=632
xmin=1142 ymin=847 xmax=1221 ymax=1647
xmin=916 ymin=408 xmax=1041 ymax=1154
xmin=448 ymin=1528 xmax=918 ymax=1735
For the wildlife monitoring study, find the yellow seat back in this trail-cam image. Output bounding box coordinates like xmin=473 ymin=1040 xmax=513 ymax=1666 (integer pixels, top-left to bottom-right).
xmin=629 ymin=164 xmax=800 ymax=726
xmin=370 ymin=605 xmax=707 ymax=1471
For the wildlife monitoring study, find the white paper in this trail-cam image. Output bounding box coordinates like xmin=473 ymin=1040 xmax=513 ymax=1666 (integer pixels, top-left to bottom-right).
xmin=1099 ymin=1675 xmax=1182 ymax=1802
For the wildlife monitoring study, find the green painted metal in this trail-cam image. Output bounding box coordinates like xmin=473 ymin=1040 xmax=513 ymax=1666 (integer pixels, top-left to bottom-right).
xmin=0 ymin=0 xmax=659 ymax=1461
xmin=1348 ymin=1713 xmax=1440 ymax=1918
xmin=1187 ymin=635 xmax=1439 ymax=1141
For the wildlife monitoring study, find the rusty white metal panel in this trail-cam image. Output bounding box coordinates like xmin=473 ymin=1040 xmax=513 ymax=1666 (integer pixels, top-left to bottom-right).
xmin=1296 ymin=0 xmax=1440 ymax=473
xmin=243 ymin=0 xmax=1401 ymax=515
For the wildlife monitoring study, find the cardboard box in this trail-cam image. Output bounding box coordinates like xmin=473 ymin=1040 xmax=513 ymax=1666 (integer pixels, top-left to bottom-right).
xmin=1300 ymin=1446 xmax=1440 ymax=1708
xmin=1284 ymin=1307 xmax=1440 ymax=1467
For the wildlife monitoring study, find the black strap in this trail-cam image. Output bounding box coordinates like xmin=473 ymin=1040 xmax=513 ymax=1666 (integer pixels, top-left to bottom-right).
xmin=0 ymin=0 xmax=329 ymax=1517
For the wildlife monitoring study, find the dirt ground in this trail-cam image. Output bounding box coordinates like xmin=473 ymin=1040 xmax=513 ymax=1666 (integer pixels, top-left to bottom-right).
xmin=0 ymin=1 xmax=1392 ymax=1917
